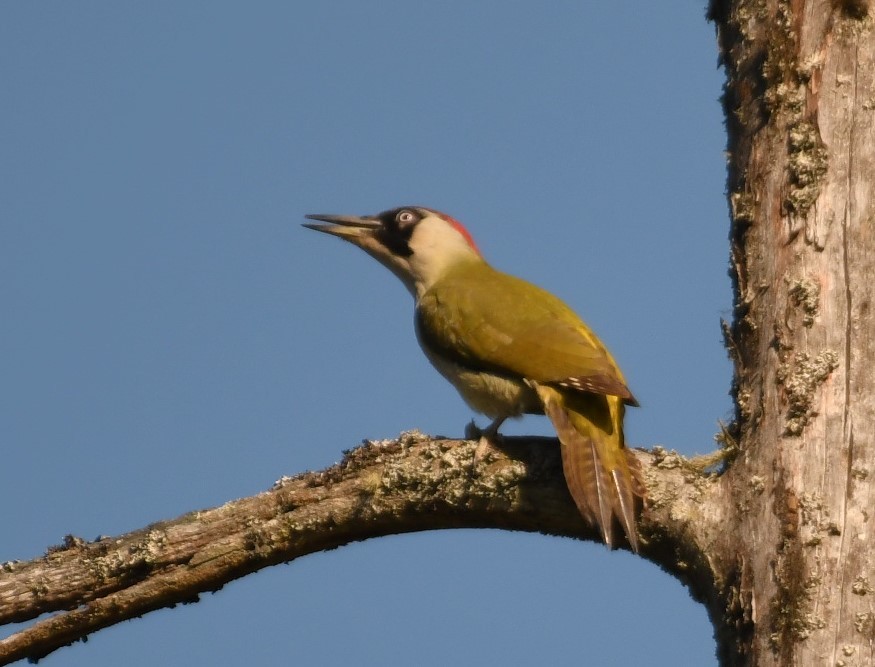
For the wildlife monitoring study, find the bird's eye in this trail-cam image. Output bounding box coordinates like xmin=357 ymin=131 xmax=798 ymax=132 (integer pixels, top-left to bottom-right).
xmin=396 ymin=209 xmax=416 ymax=225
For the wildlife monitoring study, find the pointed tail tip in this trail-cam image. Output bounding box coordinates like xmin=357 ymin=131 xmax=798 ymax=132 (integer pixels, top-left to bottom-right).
xmin=537 ymin=387 xmax=644 ymax=554
xmin=624 ymin=528 xmax=641 ymax=554
xmin=599 ymin=519 xmax=640 ymax=553
xmin=611 ymin=468 xmax=642 ymax=553
xmin=599 ymin=524 xmax=639 ymax=553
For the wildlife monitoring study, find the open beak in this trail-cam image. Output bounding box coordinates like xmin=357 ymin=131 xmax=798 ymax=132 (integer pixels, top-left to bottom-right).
xmin=303 ymin=211 xmax=415 ymax=295
xmin=303 ymin=214 xmax=381 ymax=245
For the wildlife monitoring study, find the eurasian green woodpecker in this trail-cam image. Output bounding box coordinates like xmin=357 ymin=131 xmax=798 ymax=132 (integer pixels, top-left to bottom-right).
xmin=304 ymin=207 xmax=644 ymax=551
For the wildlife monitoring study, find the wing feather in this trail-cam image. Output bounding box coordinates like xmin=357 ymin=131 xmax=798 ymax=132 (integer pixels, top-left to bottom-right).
xmin=416 ymin=263 xmax=636 ymax=404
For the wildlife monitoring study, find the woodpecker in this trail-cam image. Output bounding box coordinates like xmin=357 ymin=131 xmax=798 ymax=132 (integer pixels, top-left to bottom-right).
xmin=304 ymin=206 xmax=644 ymax=551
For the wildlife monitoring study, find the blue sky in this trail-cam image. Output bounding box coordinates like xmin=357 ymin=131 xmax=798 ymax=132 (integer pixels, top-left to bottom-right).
xmin=2 ymin=3 xmax=730 ymax=665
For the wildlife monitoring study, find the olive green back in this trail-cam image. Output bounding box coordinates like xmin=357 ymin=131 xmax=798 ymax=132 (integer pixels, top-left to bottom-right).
xmin=416 ymin=261 xmax=636 ymax=405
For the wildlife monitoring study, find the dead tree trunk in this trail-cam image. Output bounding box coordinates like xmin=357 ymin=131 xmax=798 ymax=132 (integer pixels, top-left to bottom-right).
xmin=707 ymin=0 xmax=875 ymax=664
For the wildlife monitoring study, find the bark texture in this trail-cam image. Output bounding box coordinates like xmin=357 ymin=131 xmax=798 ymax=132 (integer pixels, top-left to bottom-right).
xmin=0 ymin=435 xmax=709 ymax=665
xmin=709 ymin=0 xmax=875 ymax=664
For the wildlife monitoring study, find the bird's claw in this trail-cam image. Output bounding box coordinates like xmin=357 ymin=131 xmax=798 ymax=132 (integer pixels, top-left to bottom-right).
xmin=464 ymin=420 xmax=483 ymax=440
xmin=465 ymin=418 xmax=505 ymax=442
xmin=466 ymin=418 xmax=508 ymax=464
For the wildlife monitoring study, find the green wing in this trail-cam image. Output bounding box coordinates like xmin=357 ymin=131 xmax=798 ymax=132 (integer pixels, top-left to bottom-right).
xmin=416 ymin=262 xmax=637 ymax=405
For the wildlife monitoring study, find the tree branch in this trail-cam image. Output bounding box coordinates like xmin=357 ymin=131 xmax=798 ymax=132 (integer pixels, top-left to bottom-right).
xmin=0 ymin=432 xmax=720 ymax=665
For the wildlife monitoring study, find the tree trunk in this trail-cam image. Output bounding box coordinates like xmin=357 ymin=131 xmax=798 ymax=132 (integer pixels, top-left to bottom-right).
xmin=2 ymin=2 xmax=873 ymax=665
xmin=708 ymin=0 xmax=875 ymax=663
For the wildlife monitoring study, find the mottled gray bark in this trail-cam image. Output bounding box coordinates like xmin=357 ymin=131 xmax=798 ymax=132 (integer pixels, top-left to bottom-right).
xmin=708 ymin=1 xmax=875 ymax=664
xmin=0 ymin=436 xmax=706 ymax=665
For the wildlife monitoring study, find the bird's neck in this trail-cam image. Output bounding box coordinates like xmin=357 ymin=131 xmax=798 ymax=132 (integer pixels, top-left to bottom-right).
xmin=410 ymin=250 xmax=484 ymax=299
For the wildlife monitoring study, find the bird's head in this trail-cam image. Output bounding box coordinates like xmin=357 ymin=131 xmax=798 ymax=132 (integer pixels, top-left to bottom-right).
xmin=304 ymin=206 xmax=482 ymax=297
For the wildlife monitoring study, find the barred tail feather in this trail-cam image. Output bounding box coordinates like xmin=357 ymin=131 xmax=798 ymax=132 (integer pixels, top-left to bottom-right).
xmin=585 ymin=435 xmax=617 ymax=547
xmin=611 ymin=468 xmax=639 ymax=551
xmin=535 ymin=384 xmax=643 ymax=552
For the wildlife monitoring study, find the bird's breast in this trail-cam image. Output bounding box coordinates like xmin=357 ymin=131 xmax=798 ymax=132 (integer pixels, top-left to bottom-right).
xmin=418 ymin=342 xmax=542 ymax=419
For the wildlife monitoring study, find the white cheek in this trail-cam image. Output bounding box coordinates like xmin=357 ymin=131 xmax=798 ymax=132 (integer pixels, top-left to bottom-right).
xmin=408 ymin=218 xmax=479 ymax=294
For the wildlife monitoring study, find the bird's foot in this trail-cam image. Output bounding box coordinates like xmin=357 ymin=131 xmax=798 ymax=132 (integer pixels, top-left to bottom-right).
xmin=466 ymin=418 xmax=507 ymax=464
xmin=465 ymin=417 xmax=506 ymax=442
xmin=464 ymin=420 xmax=483 ymax=441
xmin=483 ymin=416 xmax=506 ymax=440
xmin=465 ymin=422 xmax=494 ymax=463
